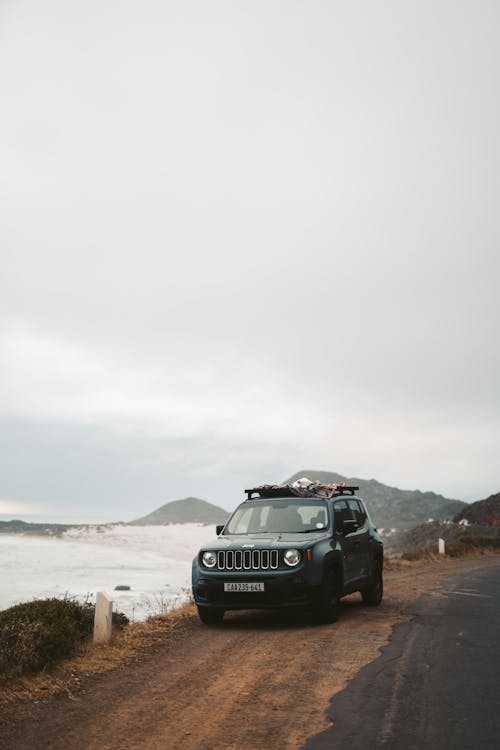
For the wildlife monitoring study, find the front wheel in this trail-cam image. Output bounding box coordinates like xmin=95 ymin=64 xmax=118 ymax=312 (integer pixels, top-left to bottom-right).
xmin=314 ymin=570 xmax=340 ymax=624
xmin=197 ymin=606 xmax=225 ymax=625
xmin=361 ymin=563 xmax=383 ymax=606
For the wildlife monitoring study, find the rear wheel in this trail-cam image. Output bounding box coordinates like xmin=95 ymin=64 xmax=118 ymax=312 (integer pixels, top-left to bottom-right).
xmin=314 ymin=570 xmax=340 ymax=624
xmin=197 ymin=606 xmax=225 ymax=625
xmin=361 ymin=562 xmax=383 ymax=606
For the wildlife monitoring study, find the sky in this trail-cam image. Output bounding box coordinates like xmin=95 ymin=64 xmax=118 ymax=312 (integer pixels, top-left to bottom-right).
xmin=1 ymin=0 xmax=499 ymax=522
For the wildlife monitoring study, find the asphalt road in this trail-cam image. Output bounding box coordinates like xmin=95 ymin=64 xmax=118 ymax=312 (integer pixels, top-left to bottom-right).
xmin=304 ymin=563 xmax=500 ymax=750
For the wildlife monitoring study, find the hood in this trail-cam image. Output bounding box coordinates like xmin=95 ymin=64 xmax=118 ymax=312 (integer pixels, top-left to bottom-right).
xmin=200 ymin=531 xmax=330 ymax=551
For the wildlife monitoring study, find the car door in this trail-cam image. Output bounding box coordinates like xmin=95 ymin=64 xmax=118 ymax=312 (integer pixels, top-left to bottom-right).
xmin=333 ymin=499 xmax=360 ymax=585
xmin=347 ymin=498 xmax=371 ymax=580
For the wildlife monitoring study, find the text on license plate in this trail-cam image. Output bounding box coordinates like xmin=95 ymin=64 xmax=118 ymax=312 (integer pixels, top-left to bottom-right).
xmin=224 ymin=582 xmax=265 ymax=592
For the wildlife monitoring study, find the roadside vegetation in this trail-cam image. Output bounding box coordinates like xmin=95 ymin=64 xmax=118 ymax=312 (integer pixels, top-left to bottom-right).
xmin=0 ymin=597 xmax=128 ymax=685
xmin=400 ymin=535 xmax=500 ymax=562
xmin=0 ymin=600 xmax=195 ymax=709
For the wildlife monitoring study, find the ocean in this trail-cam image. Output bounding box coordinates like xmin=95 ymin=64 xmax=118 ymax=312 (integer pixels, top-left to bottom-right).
xmin=0 ymin=524 xmax=215 ymax=620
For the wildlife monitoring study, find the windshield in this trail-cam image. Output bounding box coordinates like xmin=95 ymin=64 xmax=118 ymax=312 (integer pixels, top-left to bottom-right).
xmin=225 ymin=500 xmax=329 ymax=534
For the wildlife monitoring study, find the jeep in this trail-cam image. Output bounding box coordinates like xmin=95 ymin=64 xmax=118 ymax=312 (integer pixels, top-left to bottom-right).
xmin=192 ymin=483 xmax=383 ymax=624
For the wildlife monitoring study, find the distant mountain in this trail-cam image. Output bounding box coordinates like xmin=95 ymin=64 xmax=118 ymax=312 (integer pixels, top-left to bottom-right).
xmin=129 ymin=497 xmax=229 ymax=526
xmin=284 ymin=470 xmax=466 ymax=531
xmin=453 ymin=492 xmax=500 ymax=526
xmin=0 ymin=519 xmax=74 ymax=536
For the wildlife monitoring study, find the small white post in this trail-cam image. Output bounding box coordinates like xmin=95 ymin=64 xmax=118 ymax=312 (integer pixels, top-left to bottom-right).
xmin=438 ymin=538 xmax=446 ymax=556
xmin=93 ymin=591 xmax=113 ymax=644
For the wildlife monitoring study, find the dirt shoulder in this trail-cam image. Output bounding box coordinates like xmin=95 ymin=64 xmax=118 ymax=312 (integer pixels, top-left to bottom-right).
xmin=1 ymin=555 xmax=499 ymax=750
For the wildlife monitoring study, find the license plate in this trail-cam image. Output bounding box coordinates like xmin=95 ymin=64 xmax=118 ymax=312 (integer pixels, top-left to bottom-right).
xmin=224 ymin=582 xmax=265 ymax=592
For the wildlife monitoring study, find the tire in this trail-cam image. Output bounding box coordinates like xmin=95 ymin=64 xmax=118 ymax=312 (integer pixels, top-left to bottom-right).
xmin=314 ymin=569 xmax=340 ymax=624
xmin=197 ymin=606 xmax=225 ymax=625
xmin=361 ymin=562 xmax=383 ymax=606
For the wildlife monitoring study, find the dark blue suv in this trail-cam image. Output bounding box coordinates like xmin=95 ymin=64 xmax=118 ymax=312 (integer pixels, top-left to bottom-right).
xmin=192 ymin=484 xmax=383 ymax=624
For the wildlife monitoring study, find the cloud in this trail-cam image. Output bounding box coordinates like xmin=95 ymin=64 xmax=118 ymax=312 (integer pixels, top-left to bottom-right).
xmin=1 ymin=2 xmax=499 ymax=516
xmin=0 ymin=498 xmax=41 ymax=515
xmin=1 ymin=317 xmax=498 ymax=511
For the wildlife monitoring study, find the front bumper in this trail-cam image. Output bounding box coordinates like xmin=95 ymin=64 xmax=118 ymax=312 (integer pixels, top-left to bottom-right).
xmin=192 ymin=570 xmax=319 ymax=611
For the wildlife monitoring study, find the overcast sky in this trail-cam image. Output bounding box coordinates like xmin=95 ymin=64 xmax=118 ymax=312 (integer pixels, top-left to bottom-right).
xmin=1 ymin=1 xmax=499 ymax=522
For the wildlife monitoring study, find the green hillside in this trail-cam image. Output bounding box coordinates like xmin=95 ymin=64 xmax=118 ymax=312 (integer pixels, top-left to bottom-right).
xmin=0 ymin=520 xmax=75 ymax=536
xmin=129 ymin=497 xmax=229 ymax=525
xmin=453 ymin=492 xmax=500 ymax=526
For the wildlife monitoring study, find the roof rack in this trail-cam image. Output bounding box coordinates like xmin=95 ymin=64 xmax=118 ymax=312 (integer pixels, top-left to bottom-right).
xmin=244 ymin=483 xmax=359 ymax=501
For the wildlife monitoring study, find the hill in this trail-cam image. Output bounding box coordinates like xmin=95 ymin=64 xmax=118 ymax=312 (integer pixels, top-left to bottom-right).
xmin=453 ymin=492 xmax=500 ymax=526
xmin=129 ymin=497 xmax=229 ymax=525
xmin=0 ymin=520 xmax=75 ymax=536
xmin=284 ymin=470 xmax=466 ymax=531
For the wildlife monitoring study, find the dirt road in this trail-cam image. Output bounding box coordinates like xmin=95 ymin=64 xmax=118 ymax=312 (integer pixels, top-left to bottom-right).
xmin=1 ymin=556 xmax=498 ymax=750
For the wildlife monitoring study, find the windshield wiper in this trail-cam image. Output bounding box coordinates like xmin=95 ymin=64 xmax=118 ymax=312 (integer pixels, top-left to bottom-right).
xmin=297 ymin=527 xmax=328 ymax=533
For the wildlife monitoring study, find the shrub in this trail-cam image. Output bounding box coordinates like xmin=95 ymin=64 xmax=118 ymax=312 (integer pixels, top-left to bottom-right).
xmin=400 ymin=548 xmax=439 ymax=562
xmin=446 ymin=536 xmax=500 ymax=557
xmin=401 ymin=536 xmax=500 ymax=561
xmin=0 ymin=597 xmax=128 ymax=684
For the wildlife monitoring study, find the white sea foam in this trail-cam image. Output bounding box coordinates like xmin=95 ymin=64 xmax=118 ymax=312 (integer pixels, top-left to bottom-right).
xmin=0 ymin=524 xmax=216 ymax=620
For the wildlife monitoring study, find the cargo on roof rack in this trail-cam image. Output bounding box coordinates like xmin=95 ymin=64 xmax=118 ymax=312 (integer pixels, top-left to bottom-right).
xmin=244 ymin=483 xmax=359 ymax=501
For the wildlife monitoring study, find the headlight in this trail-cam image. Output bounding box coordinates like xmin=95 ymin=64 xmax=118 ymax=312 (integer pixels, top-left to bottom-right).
xmin=202 ymin=551 xmax=217 ymax=568
xmin=284 ymin=549 xmax=301 ymax=567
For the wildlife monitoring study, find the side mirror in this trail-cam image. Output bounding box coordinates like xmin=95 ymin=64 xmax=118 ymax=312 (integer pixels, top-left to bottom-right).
xmin=341 ymin=519 xmax=359 ymax=535
xmin=216 ymin=524 xmax=225 ymax=536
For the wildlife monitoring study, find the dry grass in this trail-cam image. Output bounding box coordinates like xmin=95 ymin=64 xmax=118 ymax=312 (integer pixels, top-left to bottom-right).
xmin=384 ymin=536 xmax=500 ymax=567
xmin=400 ymin=538 xmax=500 ymax=562
xmin=0 ymin=601 xmax=197 ymax=708
xmin=383 ymin=554 xmax=439 ymax=569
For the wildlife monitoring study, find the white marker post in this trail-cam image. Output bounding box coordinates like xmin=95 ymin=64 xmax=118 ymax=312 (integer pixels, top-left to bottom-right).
xmin=438 ymin=538 xmax=446 ymax=556
xmin=93 ymin=591 xmax=113 ymax=644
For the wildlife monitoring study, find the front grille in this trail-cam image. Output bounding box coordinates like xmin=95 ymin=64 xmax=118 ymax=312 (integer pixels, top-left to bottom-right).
xmin=216 ymin=549 xmax=279 ymax=571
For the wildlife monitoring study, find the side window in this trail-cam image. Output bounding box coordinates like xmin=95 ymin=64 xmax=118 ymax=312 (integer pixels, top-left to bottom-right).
xmin=348 ymin=499 xmax=367 ymax=526
xmin=357 ymin=500 xmax=367 ymax=525
xmin=333 ymin=499 xmax=354 ymax=529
